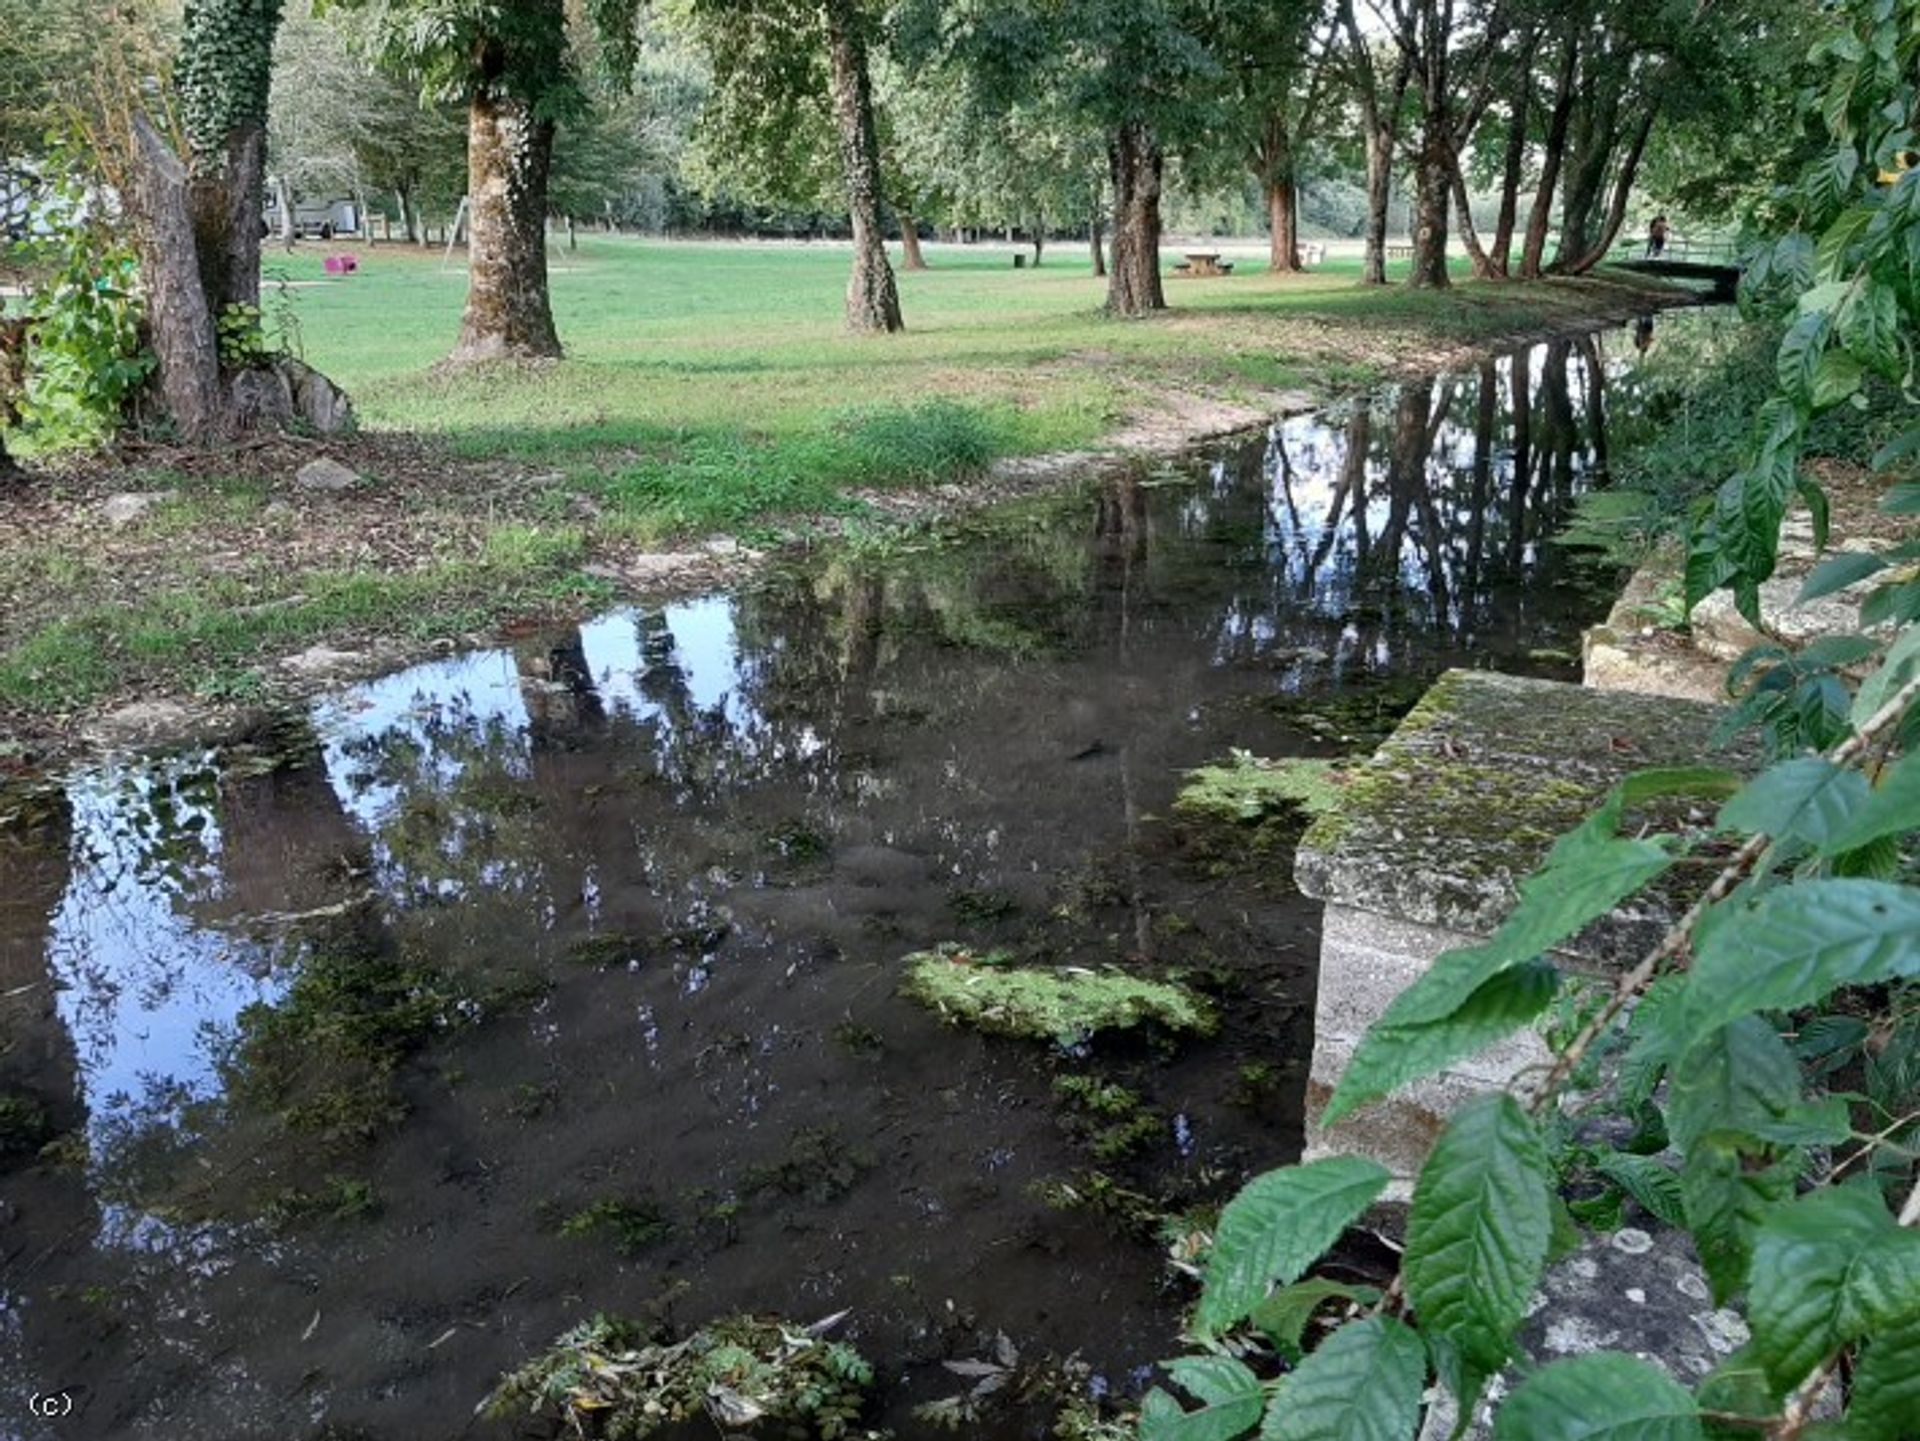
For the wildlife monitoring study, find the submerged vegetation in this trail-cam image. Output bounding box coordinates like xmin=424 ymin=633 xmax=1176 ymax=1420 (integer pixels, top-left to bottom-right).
xmin=486 ymin=1312 xmax=878 ymax=1440
xmin=1174 ymin=752 xmax=1346 ymax=823
xmin=900 ymin=946 xmax=1216 ymax=1048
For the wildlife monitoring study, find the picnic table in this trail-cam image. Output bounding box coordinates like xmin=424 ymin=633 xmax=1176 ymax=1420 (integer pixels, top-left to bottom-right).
xmin=1173 ymin=250 xmax=1235 ymax=278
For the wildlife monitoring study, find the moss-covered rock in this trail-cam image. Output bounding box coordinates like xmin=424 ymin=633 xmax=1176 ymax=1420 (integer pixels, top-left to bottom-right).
xmin=900 ymin=945 xmax=1215 ymax=1047
xmin=486 ymin=1312 xmax=879 ymax=1439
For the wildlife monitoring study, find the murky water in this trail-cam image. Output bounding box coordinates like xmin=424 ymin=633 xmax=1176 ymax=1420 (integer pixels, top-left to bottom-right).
xmin=0 ymin=313 xmax=1733 ymax=1439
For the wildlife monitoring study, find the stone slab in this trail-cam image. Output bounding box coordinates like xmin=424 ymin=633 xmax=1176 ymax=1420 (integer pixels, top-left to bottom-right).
xmin=1295 ymin=669 xmax=1750 ymax=968
xmin=1417 ymin=1225 xmax=1753 ymax=1439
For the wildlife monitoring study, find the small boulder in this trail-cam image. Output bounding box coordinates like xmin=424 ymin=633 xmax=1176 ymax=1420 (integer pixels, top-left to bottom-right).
xmin=100 ymin=492 xmax=167 ymax=527
xmin=294 ymin=457 xmax=360 ymax=494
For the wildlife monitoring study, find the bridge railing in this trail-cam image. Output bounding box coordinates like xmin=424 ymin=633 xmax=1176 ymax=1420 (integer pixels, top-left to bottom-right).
xmin=1607 ymin=235 xmax=1742 ymax=266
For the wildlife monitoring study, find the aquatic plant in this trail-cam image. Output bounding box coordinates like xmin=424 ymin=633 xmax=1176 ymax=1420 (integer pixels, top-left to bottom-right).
xmin=901 ymin=946 xmax=1215 ymax=1048
xmin=1173 ymin=751 xmax=1345 ymax=824
xmin=739 ymin=1126 xmax=872 ymax=1204
xmin=558 ymin=1196 xmax=674 ymax=1256
xmin=486 ymin=1312 xmax=878 ymax=1439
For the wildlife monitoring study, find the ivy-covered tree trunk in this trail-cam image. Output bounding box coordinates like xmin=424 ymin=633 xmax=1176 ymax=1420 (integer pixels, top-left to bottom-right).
xmin=453 ymin=90 xmax=563 ymax=362
xmin=1561 ymin=106 xmax=1659 ymax=275
xmin=823 ymin=0 xmax=903 ymax=334
xmin=1107 ymin=119 xmax=1165 ymax=317
xmin=1551 ymin=87 xmax=1621 ymax=273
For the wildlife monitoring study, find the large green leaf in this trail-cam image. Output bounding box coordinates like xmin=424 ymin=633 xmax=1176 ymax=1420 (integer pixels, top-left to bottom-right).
xmin=1250 ymin=1279 xmax=1382 ymax=1361
xmin=1142 ymin=1355 xmax=1266 ymax=1441
xmin=1852 ymin=626 xmax=1920 ymax=728
xmin=1193 ymin=1158 xmax=1392 ymax=1340
xmin=1323 ymin=786 xmax=1669 ymax=1124
xmin=1259 ymin=1317 xmax=1425 ymax=1441
xmin=1666 ymin=1015 xmax=1804 ymax=1155
xmin=1749 ymin=1187 xmax=1920 ymax=1395
xmin=1797 ymin=551 xmax=1889 ymax=602
xmin=1777 ymin=311 xmax=1830 ymax=404
xmin=1849 ymin=1304 xmax=1920 ymax=1441
xmin=1680 ymin=1138 xmax=1799 ymax=1303
xmin=1717 ymin=758 xmax=1870 ymax=849
xmin=1823 ymin=753 xmax=1920 ymax=856
xmin=1490 ymin=1353 xmax=1702 ymax=1441
xmin=1404 ymin=1095 xmax=1551 ymax=1374
xmin=1594 ymin=1152 xmax=1686 ymax=1227
xmin=1679 ymin=881 xmax=1920 ymax=1046
xmin=1323 ymin=961 xmax=1559 ymax=1127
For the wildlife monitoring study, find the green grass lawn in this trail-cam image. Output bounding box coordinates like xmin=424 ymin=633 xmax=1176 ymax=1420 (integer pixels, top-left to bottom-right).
xmin=0 ymin=238 xmax=1681 ymax=736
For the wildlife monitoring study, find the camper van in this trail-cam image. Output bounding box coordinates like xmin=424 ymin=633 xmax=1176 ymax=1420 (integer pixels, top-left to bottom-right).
xmin=263 ymin=193 xmax=359 ymax=240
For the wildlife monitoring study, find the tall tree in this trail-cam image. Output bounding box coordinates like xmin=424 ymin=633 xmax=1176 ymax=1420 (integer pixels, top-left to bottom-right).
xmin=903 ymin=0 xmax=1222 ymax=316
xmin=1212 ymin=0 xmax=1333 ymax=274
xmin=1336 ymin=0 xmax=1413 ymax=284
xmin=680 ymin=0 xmax=903 ymax=332
xmin=328 ymin=0 xmax=644 ymax=361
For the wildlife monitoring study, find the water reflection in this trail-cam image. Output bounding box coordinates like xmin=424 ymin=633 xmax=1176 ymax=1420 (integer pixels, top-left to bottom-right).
xmin=0 ymin=313 xmax=1739 ymax=1439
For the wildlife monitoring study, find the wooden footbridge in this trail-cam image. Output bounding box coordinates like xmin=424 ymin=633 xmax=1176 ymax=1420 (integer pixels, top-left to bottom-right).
xmin=1608 ymin=237 xmax=1742 ymax=298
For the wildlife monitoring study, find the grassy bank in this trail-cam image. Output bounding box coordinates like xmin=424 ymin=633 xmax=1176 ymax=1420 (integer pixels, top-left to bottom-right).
xmin=0 ymin=239 xmax=1685 ymax=747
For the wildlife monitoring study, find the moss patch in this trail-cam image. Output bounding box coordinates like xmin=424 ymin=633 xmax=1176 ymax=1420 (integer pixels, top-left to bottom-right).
xmin=1175 ymin=751 xmax=1347 ymax=823
xmin=486 ymin=1312 xmax=877 ymax=1439
xmin=557 ymin=1195 xmax=674 ymax=1256
xmin=900 ymin=945 xmax=1215 ymax=1047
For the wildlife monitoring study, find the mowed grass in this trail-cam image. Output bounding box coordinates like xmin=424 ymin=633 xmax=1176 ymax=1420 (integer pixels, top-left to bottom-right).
xmin=276 ymin=237 xmax=1633 ymax=530
xmin=0 ymin=239 xmax=1676 ymax=731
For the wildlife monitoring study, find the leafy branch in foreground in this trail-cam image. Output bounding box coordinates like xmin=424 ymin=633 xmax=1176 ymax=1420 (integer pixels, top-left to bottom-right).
xmin=1141 ymin=1 xmax=1918 ymax=1434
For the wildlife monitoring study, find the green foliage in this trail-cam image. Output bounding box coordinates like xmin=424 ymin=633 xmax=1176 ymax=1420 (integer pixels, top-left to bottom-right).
xmin=557 ymin=1196 xmax=673 ymax=1255
xmin=1404 ymin=1095 xmax=1553 ymax=1378
xmin=1174 ymin=753 xmax=1346 ymax=824
xmin=1189 ymin=1158 xmax=1389 ymax=1341
xmin=1260 ymin=1316 xmax=1425 ymax=1441
xmin=486 ymin=1312 xmax=877 ymax=1439
xmin=1491 ymin=1354 xmax=1701 ymax=1441
xmin=217 ymin=303 xmax=273 ymax=370
xmin=899 ymin=945 xmax=1216 ymax=1047
xmin=178 ymin=0 xmax=285 ymax=155
xmin=9 ymin=178 xmax=154 ymax=454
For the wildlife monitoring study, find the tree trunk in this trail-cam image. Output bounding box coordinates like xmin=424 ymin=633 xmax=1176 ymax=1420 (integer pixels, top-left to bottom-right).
xmin=1260 ymin=115 xmax=1302 ymax=272
xmin=1267 ymin=176 xmax=1302 ymax=273
xmin=397 ymin=185 xmax=418 ymax=245
xmin=1553 ymin=86 xmax=1620 ymax=271
xmin=278 ymin=173 xmax=298 ymax=250
xmin=1106 ymin=119 xmax=1165 ymax=316
xmin=1362 ymin=129 xmax=1395 ymax=284
xmin=1450 ymin=163 xmax=1495 ymax=278
xmin=823 ymin=0 xmax=904 ymax=334
xmin=1032 ymin=229 xmax=1043 ymax=267
xmin=566 ymin=213 xmax=577 ymax=252
xmin=1562 ymin=104 xmax=1659 ymax=274
xmin=1089 ymin=181 xmax=1106 ymax=277
xmin=899 ymin=210 xmax=928 ymax=270
xmin=1486 ymin=54 xmax=1532 ymax=277
xmin=131 ymin=115 xmax=226 ymax=445
xmin=1520 ymin=32 xmax=1579 ymax=279
xmin=1409 ymin=126 xmax=1452 ymax=289
xmin=452 ymin=91 xmax=563 ymax=362
xmin=188 ymin=122 xmax=267 ymax=314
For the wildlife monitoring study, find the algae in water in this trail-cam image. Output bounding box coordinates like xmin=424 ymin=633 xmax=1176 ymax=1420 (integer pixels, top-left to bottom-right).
xmin=1174 ymin=750 xmax=1345 ymax=822
xmin=486 ymin=1312 xmax=878 ymax=1439
xmin=900 ymin=945 xmax=1215 ymax=1047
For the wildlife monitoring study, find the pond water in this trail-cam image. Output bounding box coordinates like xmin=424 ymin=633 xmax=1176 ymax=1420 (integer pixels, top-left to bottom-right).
xmin=0 ymin=311 xmax=1737 ymax=1440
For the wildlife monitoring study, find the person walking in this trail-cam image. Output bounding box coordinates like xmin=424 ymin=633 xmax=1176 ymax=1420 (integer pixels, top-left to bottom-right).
xmin=1646 ymin=214 xmax=1670 ymax=259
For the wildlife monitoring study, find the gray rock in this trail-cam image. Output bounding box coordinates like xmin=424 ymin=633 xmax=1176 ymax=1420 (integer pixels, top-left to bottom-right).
xmin=280 ymin=644 xmax=369 ymax=680
xmin=83 ymin=699 xmax=197 ymax=746
xmin=100 ymin=491 xmax=168 ymax=527
xmin=294 ymin=457 xmax=360 ymax=493
xmin=281 ymin=357 xmax=356 ymax=436
xmin=1417 ymin=1225 xmax=1753 ymax=1439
